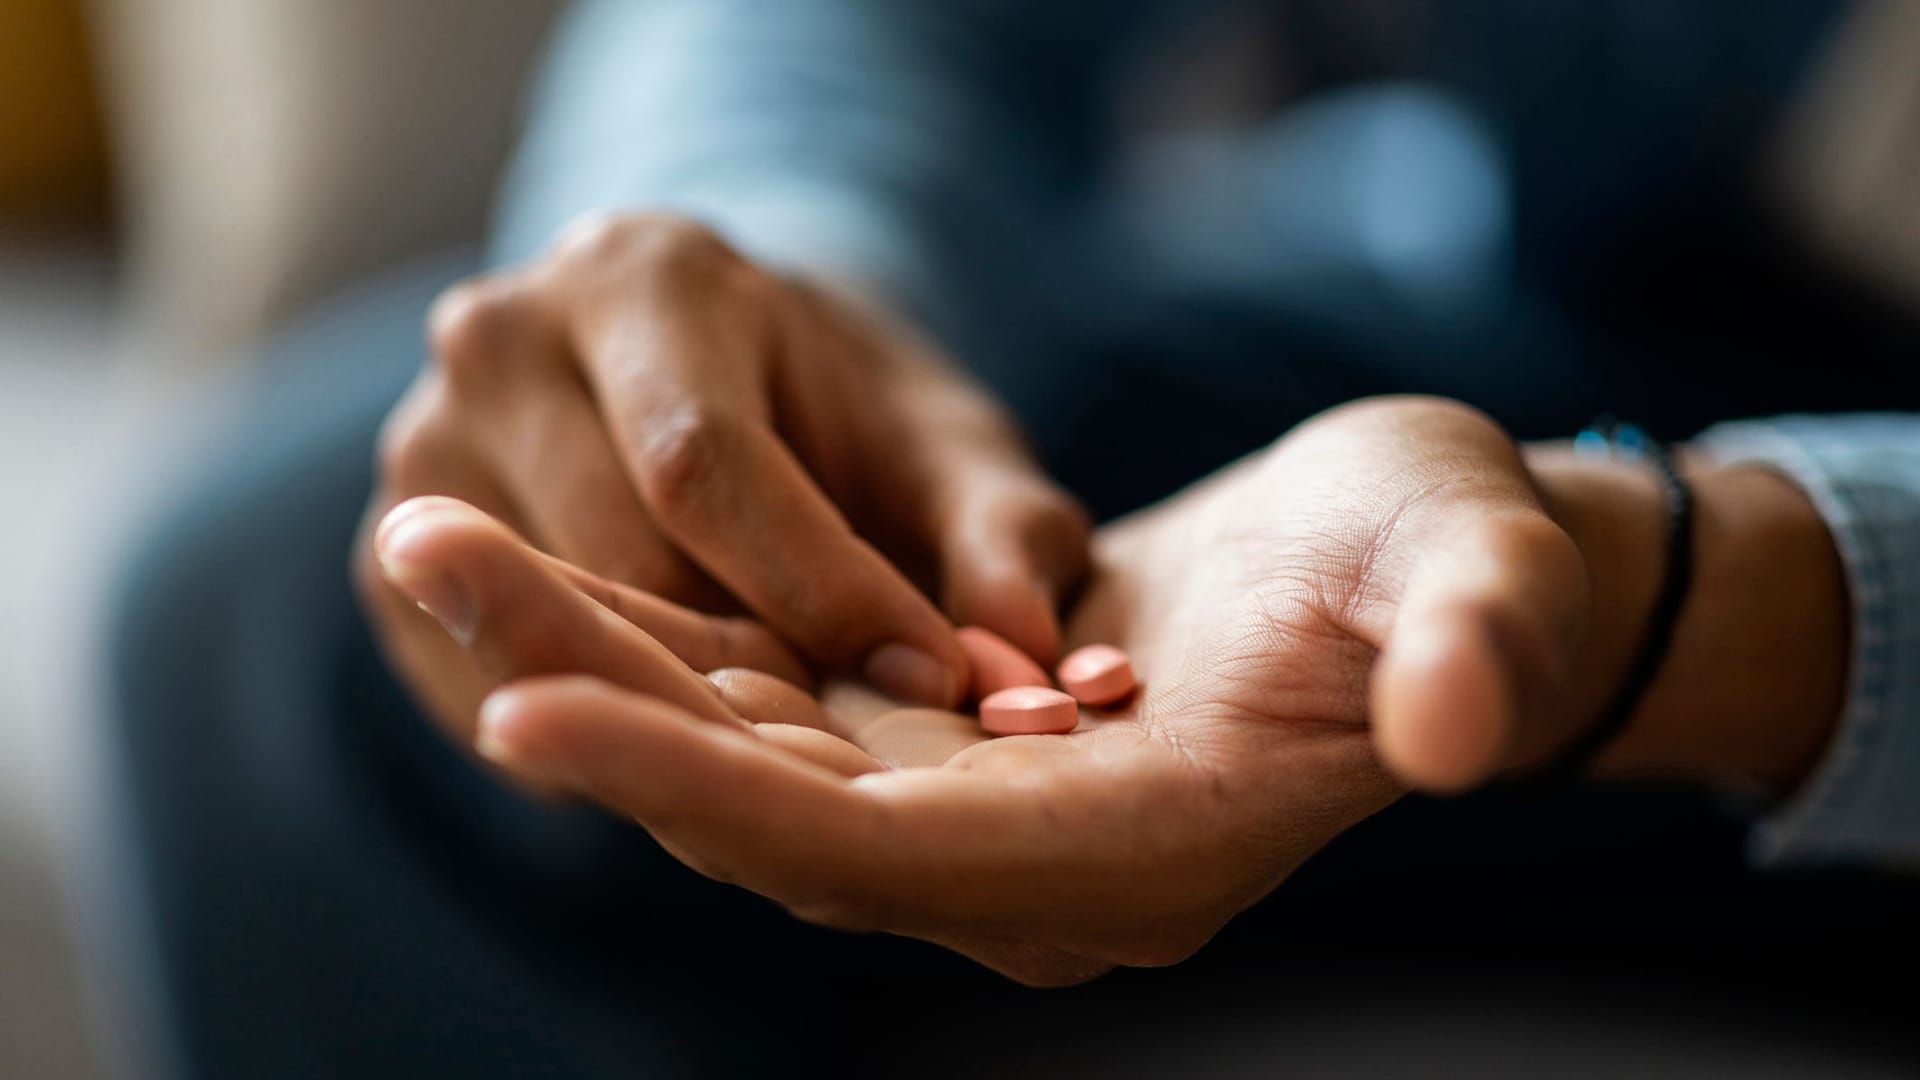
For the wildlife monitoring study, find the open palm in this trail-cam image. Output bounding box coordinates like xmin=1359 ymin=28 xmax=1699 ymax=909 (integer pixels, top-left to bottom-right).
xmin=372 ymin=397 xmax=1591 ymax=984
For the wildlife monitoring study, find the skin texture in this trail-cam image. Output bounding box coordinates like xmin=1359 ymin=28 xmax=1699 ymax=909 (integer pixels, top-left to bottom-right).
xmin=374 ymin=397 xmax=1642 ymax=986
xmin=354 ymin=212 xmax=1090 ymax=735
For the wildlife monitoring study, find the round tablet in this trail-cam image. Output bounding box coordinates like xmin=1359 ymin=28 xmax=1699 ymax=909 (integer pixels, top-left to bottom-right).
xmin=1057 ymin=644 xmax=1136 ymax=706
xmin=956 ymin=626 xmax=1052 ymax=699
xmin=978 ymin=686 xmax=1079 ymax=736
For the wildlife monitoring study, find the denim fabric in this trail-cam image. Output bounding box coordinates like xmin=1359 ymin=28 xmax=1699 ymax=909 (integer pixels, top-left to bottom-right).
xmin=1703 ymin=418 xmax=1920 ymax=868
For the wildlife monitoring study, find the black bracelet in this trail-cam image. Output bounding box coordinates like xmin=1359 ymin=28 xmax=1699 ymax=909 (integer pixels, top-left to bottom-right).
xmin=1529 ymin=419 xmax=1695 ymax=787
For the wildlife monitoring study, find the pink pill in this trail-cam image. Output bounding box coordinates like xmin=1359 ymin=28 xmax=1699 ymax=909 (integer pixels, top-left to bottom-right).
xmin=956 ymin=626 xmax=1052 ymax=699
xmin=1057 ymin=644 xmax=1136 ymax=706
xmin=979 ymin=686 xmax=1080 ymax=736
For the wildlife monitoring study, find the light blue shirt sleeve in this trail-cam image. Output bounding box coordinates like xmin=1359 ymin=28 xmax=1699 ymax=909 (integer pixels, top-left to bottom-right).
xmin=489 ymin=0 xmax=1174 ymax=370
xmin=1698 ymin=415 xmax=1920 ymax=869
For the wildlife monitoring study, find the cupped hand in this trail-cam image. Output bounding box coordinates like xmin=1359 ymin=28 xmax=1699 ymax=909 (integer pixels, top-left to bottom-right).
xmin=376 ymin=397 xmax=1611 ymax=985
xmin=354 ymin=212 xmax=1089 ymax=737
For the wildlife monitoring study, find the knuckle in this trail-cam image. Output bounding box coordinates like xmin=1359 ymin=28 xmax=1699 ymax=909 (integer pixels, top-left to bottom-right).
xmin=635 ymin=216 xmax=733 ymax=269
xmin=549 ymin=211 xmax=631 ymax=262
xmin=633 ymin=405 xmax=739 ymax=517
xmin=427 ymin=278 xmax=535 ymax=384
xmin=554 ymin=212 xmax=744 ymax=288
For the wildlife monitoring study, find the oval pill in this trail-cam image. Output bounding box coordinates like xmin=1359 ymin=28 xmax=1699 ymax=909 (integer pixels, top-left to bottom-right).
xmin=979 ymin=686 xmax=1079 ymax=736
xmin=1057 ymin=644 xmax=1136 ymax=706
xmin=956 ymin=625 xmax=1052 ymax=699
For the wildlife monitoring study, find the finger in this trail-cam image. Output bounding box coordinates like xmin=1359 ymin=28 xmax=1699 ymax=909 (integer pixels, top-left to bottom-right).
xmin=710 ymin=663 xmax=894 ymax=779
xmin=477 ymin=675 xmax=888 ymax=898
xmin=927 ymin=457 xmax=1091 ymax=666
xmin=816 ymin=679 xmax=902 ymax=731
xmin=706 ymin=668 xmax=831 ymax=730
xmin=374 ymin=495 xmax=742 ymax=728
xmin=360 ymin=384 xmax=533 ymax=736
xmin=542 ymin=558 xmax=811 ymax=688
xmin=1371 ymin=613 xmax=1512 ymax=792
xmin=854 ymin=709 xmax=987 ymax=769
xmin=569 ymin=273 xmax=967 ymax=705
xmin=1369 ymin=511 xmax=1587 ymax=793
xmin=752 ymin=725 xmax=886 ymax=779
xmin=476 ymin=676 xmax=1141 ymax=940
xmin=813 ymin=682 xmax=992 ymax=767
xmin=485 ymin=373 xmax=725 ymax=606
xmin=427 ymin=276 xmax=722 ymax=605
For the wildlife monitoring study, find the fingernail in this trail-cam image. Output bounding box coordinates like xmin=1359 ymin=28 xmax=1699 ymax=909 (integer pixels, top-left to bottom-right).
xmin=376 ymin=515 xmax=476 ymax=646
xmin=864 ymin=643 xmax=958 ymax=706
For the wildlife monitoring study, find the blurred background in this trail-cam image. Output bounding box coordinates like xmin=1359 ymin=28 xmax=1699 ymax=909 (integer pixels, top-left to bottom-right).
xmin=0 ymin=2 xmax=562 ymax=1073
xmin=2 ymin=1 xmax=1917 ymax=1076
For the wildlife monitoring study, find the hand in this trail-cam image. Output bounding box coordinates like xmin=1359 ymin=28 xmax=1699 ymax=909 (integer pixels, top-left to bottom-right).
xmin=376 ymin=398 xmax=1615 ymax=984
xmin=354 ymin=213 xmax=1090 ymax=737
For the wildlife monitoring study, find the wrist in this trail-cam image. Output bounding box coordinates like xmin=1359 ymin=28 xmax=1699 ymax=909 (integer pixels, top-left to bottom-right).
xmin=1527 ymin=445 xmax=1850 ymax=795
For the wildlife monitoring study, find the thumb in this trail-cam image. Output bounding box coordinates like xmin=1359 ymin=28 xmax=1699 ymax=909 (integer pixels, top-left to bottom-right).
xmin=927 ymin=459 xmax=1091 ymax=666
xmin=1368 ymin=511 xmax=1588 ymax=793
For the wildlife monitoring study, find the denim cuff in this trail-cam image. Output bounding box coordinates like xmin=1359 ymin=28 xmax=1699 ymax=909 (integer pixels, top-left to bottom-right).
xmin=1699 ymin=416 xmax=1920 ymax=869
